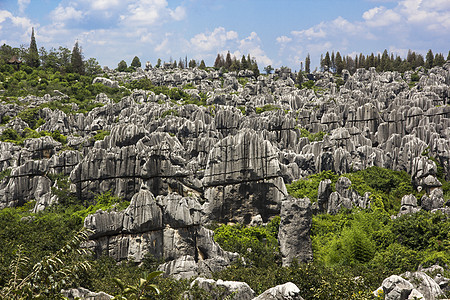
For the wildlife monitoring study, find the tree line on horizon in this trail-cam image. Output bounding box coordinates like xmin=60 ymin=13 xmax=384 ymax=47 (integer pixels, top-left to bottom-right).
xmin=1 ymin=28 xmax=449 ymax=78
xmin=314 ymin=49 xmax=449 ymax=75
xmin=0 ymin=28 xmax=101 ymax=76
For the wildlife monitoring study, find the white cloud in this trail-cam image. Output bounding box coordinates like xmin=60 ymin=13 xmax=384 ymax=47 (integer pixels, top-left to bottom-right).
xmin=90 ymin=0 xmax=121 ymax=10
xmin=50 ymin=4 xmax=84 ymax=24
xmin=363 ymin=6 xmax=401 ymax=27
xmin=292 ymin=23 xmax=327 ymax=39
xmin=276 ymin=35 xmax=292 ymax=44
xmin=120 ymin=0 xmax=186 ymax=26
xmin=170 ymin=6 xmax=186 ymax=21
xmin=0 ymin=9 xmax=33 ymax=30
xmin=18 ymin=0 xmax=30 ymax=14
xmin=190 ymin=27 xmax=238 ymax=52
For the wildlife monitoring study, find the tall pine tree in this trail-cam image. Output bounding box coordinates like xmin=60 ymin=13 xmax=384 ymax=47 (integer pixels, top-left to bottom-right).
xmin=71 ymin=41 xmax=84 ymax=74
xmin=305 ymin=54 xmax=311 ymax=73
xmin=28 ymin=27 xmax=40 ymax=68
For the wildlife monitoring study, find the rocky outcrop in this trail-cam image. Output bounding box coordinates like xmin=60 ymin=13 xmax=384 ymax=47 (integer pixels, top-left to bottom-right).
xmin=84 ymin=186 xmax=237 ymax=278
xmin=185 ymin=277 xmax=255 ymax=300
xmin=253 ymin=282 xmax=303 ymax=300
xmin=61 ymin=287 xmax=112 ymax=300
xmin=202 ymin=129 xmax=287 ymax=224
xmin=375 ymin=271 xmax=444 ymax=300
xmin=278 ymin=197 xmax=312 ymax=266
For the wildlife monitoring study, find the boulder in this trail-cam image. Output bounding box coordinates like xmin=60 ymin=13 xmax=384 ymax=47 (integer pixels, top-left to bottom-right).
xmin=61 ymin=287 xmax=112 ymax=300
xmin=401 ymin=271 xmax=444 ymax=300
xmin=186 ymin=277 xmax=255 ymax=300
xmin=278 ymin=196 xmax=313 ymax=266
xmin=253 ymin=282 xmax=303 ymax=300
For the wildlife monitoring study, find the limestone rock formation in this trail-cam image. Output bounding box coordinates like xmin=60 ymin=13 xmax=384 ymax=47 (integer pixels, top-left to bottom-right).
xmin=202 ymin=129 xmax=287 ymax=224
xmin=185 ymin=277 xmax=255 ymax=300
xmin=84 ymin=186 xmax=237 ymax=278
xmin=253 ymin=282 xmax=303 ymax=300
xmin=278 ymin=196 xmax=312 ymax=266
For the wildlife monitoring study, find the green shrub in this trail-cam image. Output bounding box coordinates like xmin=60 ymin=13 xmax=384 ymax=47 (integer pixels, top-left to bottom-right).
xmin=299 ymin=127 xmax=326 ymax=142
xmin=255 ymin=104 xmax=280 ymax=114
xmin=0 ymin=128 xmax=19 ymax=142
xmin=0 ymin=168 xmax=11 ymax=181
xmin=237 ymin=106 xmax=246 ymax=115
xmin=302 ymin=80 xmax=315 ymax=89
xmin=92 ymin=129 xmax=110 ymax=141
xmin=71 ymin=191 xmax=130 ymax=222
xmin=286 ymin=170 xmax=339 ymax=201
xmin=213 ymin=217 xmax=280 ymax=268
xmin=161 ymin=109 xmax=178 ymax=118
xmin=410 ymin=72 xmax=420 ymax=82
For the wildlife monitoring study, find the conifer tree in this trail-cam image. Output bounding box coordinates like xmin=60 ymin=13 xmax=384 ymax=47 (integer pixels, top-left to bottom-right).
xmin=199 ymin=60 xmax=206 ymax=69
xmin=28 ymin=27 xmax=40 ymax=68
xmin=305 ymin=54 xmax=311 ymax=73
xmin=214 ymin=54 xmax=224 ymax=69
xmin=117 ymin=60 xmax=127 ymax=72
xmin=71 ymin=41 xmax=84 ymax=74
xmin=335 ymin=52 xmax=344 ymax=74
xmin=323 ymin=52 xmax=331 ymax=72
xmin=225 ymin=51 xmax=232 ymax=70
xmin=241 ymin=55 xmax=248 ymax=70
xmin=131 ymin=56 xmax=141 ymax=68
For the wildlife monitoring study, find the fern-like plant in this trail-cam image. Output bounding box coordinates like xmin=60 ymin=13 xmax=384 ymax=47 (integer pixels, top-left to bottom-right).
xmin=113 ymin=270 xmax=163 ymax=300
xmin=0 ymin=228 xmax=92 ymax=299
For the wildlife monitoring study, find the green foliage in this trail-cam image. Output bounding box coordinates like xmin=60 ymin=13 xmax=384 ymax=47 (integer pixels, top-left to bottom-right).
xmin=92 ymin=129 xmax=110 ymax=141
xmin=0 ymin=127 xmax=67 ymax=146
xmin=0 ymin=206 xmax=84 ymax=288
xmin=17 ymin=107 xmax=41 ymax=129
xmin=213 ymin=217 xmax=281 ymax=268
xmin=345 ymin=166 xmax=415 ymax=213
xmin=214 ymin=261 xmax=376 ymax=299
xmin=286 ymin=170 xmax=339 ymax=201
xmin=161 ymin=109 xmax=178 ymax=118
xmin=410 ymin=72 xmax=420 ymax=82
xmin=0 ymin=128 xmax=19 ymax=142
xmin=237 ymin=106 xmax=246 ymax=115
xmin=117 ymin=60 xmax=128 ymax=72
xmin=302 ymin=80 xmax=315 ymax=89
xmin=72 ymin=191 xmax=130 ymax=222
xmin=237 ymin=77 xmax=248 ymax=86
xmin=0 ymin=168 xmax=11 ymax=181
xmin=325 ymin=224 xmax=376 ymax=265
xmin=71 ymin=41 xmax=85 ymax=75
xmin=299 ymin=127 xmax=326 ymax=142
xmin=255 ymin=104 xmax=280 ymax=114
xmin=391 ymin=210 xmax=450 ymax=252
xmin=182 ymin=83 xmax=196 ymax=89
xmin=131 ymin=56 xmax=141 ymax=69
xmin=113 ymin=271 xmax=162 ymax=299
xmin=0 ymin=228 xmax=91 ymax=299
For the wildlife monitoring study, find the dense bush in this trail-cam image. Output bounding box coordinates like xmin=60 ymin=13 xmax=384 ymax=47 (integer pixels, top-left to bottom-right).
xmin=213 ymin=216 xmax=280 ymax=268
xmin=255 ymin=104 xmax=280 ymax=114
xmin=286 ymin=170 xmax=339 ymax=201
xmin=299 ymin=127 xmax=326 ymax=142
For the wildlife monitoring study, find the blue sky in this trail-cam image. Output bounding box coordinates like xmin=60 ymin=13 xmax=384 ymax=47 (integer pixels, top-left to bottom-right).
xmin=0 ymin=0 xmax=449 ymax=70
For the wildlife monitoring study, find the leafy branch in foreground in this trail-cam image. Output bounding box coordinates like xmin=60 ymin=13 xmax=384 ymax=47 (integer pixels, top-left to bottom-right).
xmin=0 ymin=228 xmax=92 ymax=299
xmin=112 ymin=270 xmax=163 ymax=300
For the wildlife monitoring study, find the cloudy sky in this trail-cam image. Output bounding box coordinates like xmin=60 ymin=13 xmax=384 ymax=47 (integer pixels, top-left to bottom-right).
xmin=0 ymin=0 xmax=449 ymax=70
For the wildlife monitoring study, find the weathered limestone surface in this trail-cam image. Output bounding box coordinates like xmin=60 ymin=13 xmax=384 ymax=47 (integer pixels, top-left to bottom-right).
xmin=278 ymin=196 xmax=313 ymax=266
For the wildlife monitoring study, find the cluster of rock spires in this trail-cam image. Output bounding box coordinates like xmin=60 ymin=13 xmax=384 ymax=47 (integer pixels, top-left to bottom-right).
xmin=1 ymin=62 xmax=450 ymax=298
